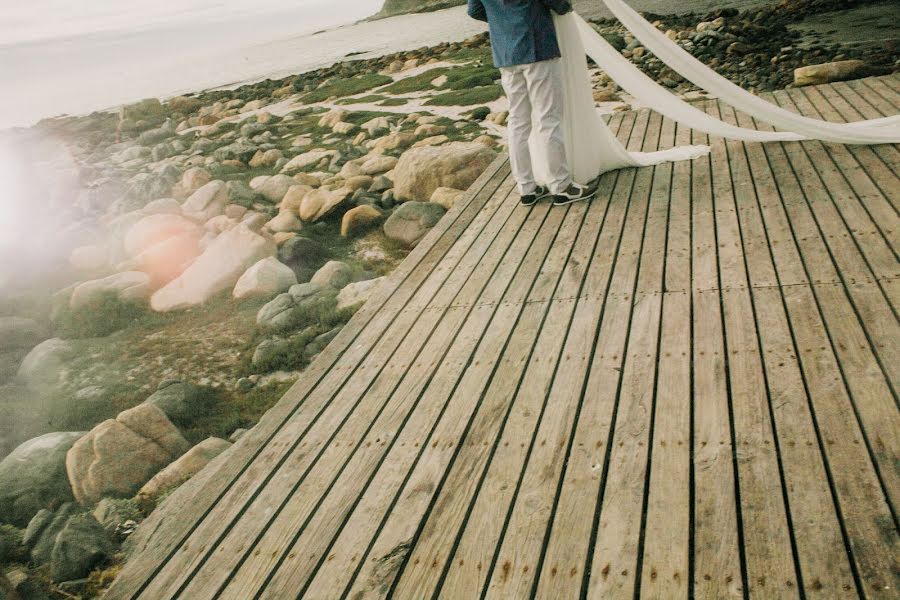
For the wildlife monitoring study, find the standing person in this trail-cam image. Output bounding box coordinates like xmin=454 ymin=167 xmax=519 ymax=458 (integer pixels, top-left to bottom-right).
xmin=467 ymin=0 xmax=598 ymax=207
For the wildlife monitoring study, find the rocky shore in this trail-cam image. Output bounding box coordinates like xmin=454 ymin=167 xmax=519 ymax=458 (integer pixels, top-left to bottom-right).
xmin=0 ymin=0 xmax=895 ymax=597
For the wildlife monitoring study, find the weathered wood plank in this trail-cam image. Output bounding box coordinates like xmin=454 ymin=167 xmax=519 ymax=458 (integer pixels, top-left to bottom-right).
xmin=707 ymin=100 xmax=799 ymax=598
xmin=252 ymin=201 xmax=573 ymax=600
xmin=727 ymin=104 xmax=858 ymax=598
xmin=335 ymin=201 xmax=573 ymax=600
xmin=783 ymin=88 xmax=900 ymax=285
xmin=492 ymin=108 xmax=662 ymax=600
xmin=436 ymin=110 xmax=647 ymax=600
xmin=689 ymin=100 xmax=744 ymax=599
xmin=819 ymin=80 xmax=900 ymax=211
xmin=638 ymin=118 xmax=693 ymax=600
xmin=755 ymin=116 xmax=900 ymax=599
xmin=386 ymin=118 xmax=629 ymax=600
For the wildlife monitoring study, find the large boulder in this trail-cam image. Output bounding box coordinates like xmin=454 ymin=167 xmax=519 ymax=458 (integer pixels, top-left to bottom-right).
xmin=50 ymin=513 xmax=114 ymax=582
xmin=135 ymin=232 xmax=203 ymax=286
xmin=69 ymin=272 xmax=152 ymax=311
xmin=264 ymin=210 xmax=303 ymax=233
xmin=123 ymin=213 xmax=199 ymax=258
xmin=299 ymin=187 xmax=351 ymax=222
xmin=24 ymin=505 xmax=113 ymax=582
xmin=17 ymin=338 xmax=73 ymax=389
xmin=393 ymin=142 xmax=496 ymax=202
xmin=65 ymin=404 xmax=190 ymax=505
xmin=341 ymin=205 xmax=383 ymax=237
xmin=373 ymin=132 xmax=417 ymax=152
xmin=181 ymin=180 xmax=228 ymax=221
xmin=248 ymin=149 xmax=283 ymax=169
xmin=151 ymin=226 xmax=275 ymax=311
xmin=360 ymin=155 xmax=398 ymax=175
xmin=143 ymin=380 xmax=210 ymax=427
xmin=0 ymin=432 xmax=85 ymax=527
xmin=337 ymin=277 xmax=385 ymax=310
xmin=277 ymin=236 xmax=327 ymax=276
xmin=256 ymin=284 xmax=338 ymax=332
xmin=430 ymin=186 xmax=465 ymax=210
xmin=279 ymin=185 xmax=313 ymax=214
xmin=25 ymin=503 xmax=82 ymax=565
xmin=281 ymin=150 xmax=339 ymax=174
xmin=233 ymin=257 xmax=298 ymax=300
xmin=318 ymin=108 xmax=348 ymax=128
xmin=794 ymin=60 xmax=868 ymax=87
xmin=69 ymin=244 xmax=110 ymax=271
xmin=136 ymin=437 xmax=231 ymax=503
xmin=383 ymin=201 xmax=446 ymax=247
xmin=254 ymin=174 xmax=297 ymax=203
xmin=310 ymin=261 xmax=353 ymax=289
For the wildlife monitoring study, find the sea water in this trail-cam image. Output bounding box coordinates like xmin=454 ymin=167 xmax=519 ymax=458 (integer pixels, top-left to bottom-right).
xmin=0 ymin=0 xmax=769 ymax=130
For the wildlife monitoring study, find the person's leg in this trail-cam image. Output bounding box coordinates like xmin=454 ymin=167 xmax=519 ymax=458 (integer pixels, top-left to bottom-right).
xmin=499 ymin=65 xmax=537 ymax=199
xmin=522 ymin=58 xmax=571 ymax=195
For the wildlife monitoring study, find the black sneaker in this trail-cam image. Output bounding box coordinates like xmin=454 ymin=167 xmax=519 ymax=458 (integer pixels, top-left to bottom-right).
xmin=520 ymin=185 xmax=551 ymax=207
xmin=552 ymin=182 xmax=598 ymax=206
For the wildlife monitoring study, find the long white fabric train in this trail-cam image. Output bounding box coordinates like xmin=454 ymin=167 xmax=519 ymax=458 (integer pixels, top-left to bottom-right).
xmin=598 ymin=0 xmax=900 ymax=144
xmin=530 ymin=11 xmax=712 ymax=186
xmin=529 ymin=7 xmax=900 ymax=187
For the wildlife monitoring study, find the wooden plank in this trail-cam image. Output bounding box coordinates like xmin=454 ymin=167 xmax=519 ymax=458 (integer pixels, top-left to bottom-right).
xmin=638 ymin=117 xmax=693 ymax=600
xmin=754 ymin=114 xmax=900 ymax=598
xmin=489 ymin=108 xmax=663 ymax=600
xmin=175 ymin=195 xmax=538 ymax=599
xmin=386 ymin=121 xmax=627 ymax=600
xmin=331 ymin=198 xmax=575 ymax=600
xmin=867 ymin=74 xmax=900 ymax=97
xmin=783 ymin=88 xmax=900 ymax=285
xmin=817 ymin=80 xmax=900 ymax=209
xmin=765 ymin=90 xmax=900 ymax=503
xmin=798 ymin=84 xmax=900 ymax=260
xmin=688 ymin=101 xmax=744 ymax=599
xmin=104 ymin=156 xmax=512 ymax=599
xmin=726 ymin=104 xmax=858 ymax=598
xmin=707 ymin=100 xmax=799 ymax=598
xmin=436 ymin=110 xmax=648 ymax=600
xmin=143 ymin=173 xmax=531 ymax=599
xmin=284 ymin=198 xmax=560 ymax=597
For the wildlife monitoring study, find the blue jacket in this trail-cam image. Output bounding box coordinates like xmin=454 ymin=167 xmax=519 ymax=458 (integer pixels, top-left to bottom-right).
xmin=467 ymin=0 xmax=571 ymax=68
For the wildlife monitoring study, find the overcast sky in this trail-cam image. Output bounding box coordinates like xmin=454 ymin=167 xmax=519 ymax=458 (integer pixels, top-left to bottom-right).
xmin=0 ymin=0 xmax=384 ymax=45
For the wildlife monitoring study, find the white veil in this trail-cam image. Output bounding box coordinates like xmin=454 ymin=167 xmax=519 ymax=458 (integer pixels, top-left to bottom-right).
xmin=530 ymin=4 xmax=900 ymax=186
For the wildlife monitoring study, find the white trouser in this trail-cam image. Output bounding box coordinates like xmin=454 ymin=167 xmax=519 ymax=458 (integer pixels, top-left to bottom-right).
xmin=499 ymin=58 xmax=571 ymax=196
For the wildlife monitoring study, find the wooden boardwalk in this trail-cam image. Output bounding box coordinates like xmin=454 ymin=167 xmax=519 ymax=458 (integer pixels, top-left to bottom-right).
xmin=105 ymin=75 xmax=899 ymax=600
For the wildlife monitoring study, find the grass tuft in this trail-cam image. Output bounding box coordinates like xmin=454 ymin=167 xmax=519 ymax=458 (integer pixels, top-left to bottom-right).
xmin=425 ymin=85 xmax=504 ymax=106
xmin=301 ymin=73 xmax=393 ymax=104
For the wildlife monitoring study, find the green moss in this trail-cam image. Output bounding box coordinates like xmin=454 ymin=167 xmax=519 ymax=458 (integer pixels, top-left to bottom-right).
xmin=55 ymin=293 xmax=160 ymax=339
xmin=301 ymin=73 xmax=393 ymax=103
xmin=378 ymin=97 xmax=409 ymax=106
xmin=425 ymin=85 xmax=503 ymax=106
xmin=178 ymin=381 xmax=293 ymax=444
xmin=445 ymin=47 xmax=493 ymax=64
xmin=442 ymin=64 xmax=499 ymax=90
xmin=379 ymin=67 xmax=451 ymax=94
xmin=341 ymin=110 xmax=405 ymax=126
xmin=0 ymin=524 xmax=26 ymax=564
xmin=336 ymin=94 xmax=388 ymax=105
